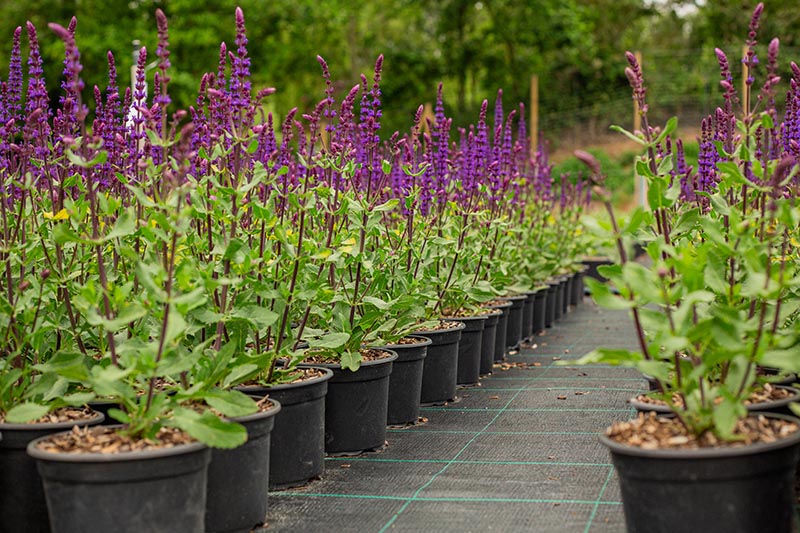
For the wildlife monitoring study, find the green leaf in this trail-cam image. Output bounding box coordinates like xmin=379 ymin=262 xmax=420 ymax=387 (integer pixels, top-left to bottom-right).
xmin=230 ymin=306 xmax=278 ymax=329
xmin=5 ymin=402 xmax=50 ymax=423
xmin=171 ymin=408 xmax=248 ymax=449
xmin=308 ymin=332 xmax=351 ymax=350
xmin=585 ymin=278 xmax=633 ymax=310
xmin=340 ymin=350 xmax=361 ymax=372
xmin=100 ymin=209 xmax=136 ymax=242
xmin=222 ymin=363 xmax=259 ymax=388
xmin=610 ymin=125 xmax=646 ymax=145
xmin=203 ymin=389 xmax=258 ymax=418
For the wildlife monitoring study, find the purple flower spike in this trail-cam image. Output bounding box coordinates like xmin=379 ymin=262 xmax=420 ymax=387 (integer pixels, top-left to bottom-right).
xmin=229 ymin=6 xmax=252 ymax=120
xmin=50 ymin=20 xmax=88 ymax=144
xmin=154 ymin=9 xmax=171 ymax=106
xmin=6 ymin=27 xmax=23 ymax=128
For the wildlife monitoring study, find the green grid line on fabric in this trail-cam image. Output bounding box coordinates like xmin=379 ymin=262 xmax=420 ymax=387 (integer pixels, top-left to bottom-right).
xmin=270 ymin=491 xmax=624 ymax=506
xmin=323 ymin=457 xmax=614 ymax=467
xmin=581 ymin=401 xmax=639 ymax=532
xmin=375 ymin=327 xmax=597 ymax=532
xmin=385 ymin=430 xmax=603 ymax=436
xmin=489 ymin=376 xmax=646 ymax=382
xmin=419 ymin=407 xmax=635 ymax=412
xmin=453 ymin=386 xmax=644 ymax=393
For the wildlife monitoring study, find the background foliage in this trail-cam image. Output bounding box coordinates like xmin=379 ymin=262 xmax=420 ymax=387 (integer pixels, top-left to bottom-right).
xmin=1 ymin=1 xmax=798 ymax=147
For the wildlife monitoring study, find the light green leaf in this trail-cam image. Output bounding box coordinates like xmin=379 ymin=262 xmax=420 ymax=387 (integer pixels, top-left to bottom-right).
xmin=171 ymin=408 xmax=248 ymax=449
xmin=308 ymin=332 xmax=351 ymax=350
xmin=5 ymin=402 xmax=50 ymax=423
xmin=203 ymin=389 xmax=258 ymax=418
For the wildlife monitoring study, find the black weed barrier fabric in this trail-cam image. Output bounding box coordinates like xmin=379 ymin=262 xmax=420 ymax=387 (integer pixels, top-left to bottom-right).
xmin=262 ymin=301 xmax=651 ymax=532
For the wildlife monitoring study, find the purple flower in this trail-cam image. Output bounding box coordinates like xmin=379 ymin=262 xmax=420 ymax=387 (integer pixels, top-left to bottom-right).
xmin=154 ymin=9 xmax=171 ymax=107
xmin=229 ymin=7 xmax=251 ymax=121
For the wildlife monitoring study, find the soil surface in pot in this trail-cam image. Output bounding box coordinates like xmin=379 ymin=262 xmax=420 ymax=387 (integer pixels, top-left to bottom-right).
xmin=241 ymin=367 xmax=325 ymax=387
xmin=33 ymin=426 xmax=195 ymax=454
xmin=304 ymin=348 xmax=392 ymax=365
xmin=414 ymin=320 xmax=463 ymax=332
xmin=608 ymin=412 xmax=799 ymax=450
xmin=441 ymin=308 xmax=494 ymax=318
xmin=393 ymin=336 xmax=428 ymax=345
xmin=633 ymin=383 xmax=795 ymax=408
xmin=0 ymin=406 xmax=96 ymax=425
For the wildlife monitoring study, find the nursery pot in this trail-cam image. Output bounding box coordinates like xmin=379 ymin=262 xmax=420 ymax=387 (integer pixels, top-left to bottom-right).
xmin=544 ymin=282 xmax=558 ymax=327
xmin=554 ymin=277 xmax=566 ymax=320
xmin=443 ymin=315 xmax=487 ymax=386
xmin=562 ymin=276 xmax=573 ymax=314
xmin=630 ymin=385 xmax=800 ymax=417
xmin=484 ymin=300 xmax=512 ymax=362
xmin=0 ymin=411 xmax=104 ymax=533
xmin=478 ymin=310 xmax=501 ymax=376
xmin=28 ymin=427 xmax=210 ymax=533
xmin=378 ymin=335 xmax=431 ymax=426
xmin=570 ymin=266 xmax=587 ymax=306
xmin=312 ymin=349 xmax=398 ymax=454
xmin=205 ymin=399 xmax=281 ymax=533
xmin=521 ymin=291 xmax=536 ymax=342
xmin=581 ymin=257 xmax=613 ymax=282
xmin=500 ymin=294 xmax=526 ymax=350
xmin=417 ymin=321 xmax=466 ymax=405
xmin=238 ymin=367 xmax=332 ymax=489
xmin=532 ymin=287 xmax=548 ymax=336
xmin=601 ymin=412 xmax=800 ymax=533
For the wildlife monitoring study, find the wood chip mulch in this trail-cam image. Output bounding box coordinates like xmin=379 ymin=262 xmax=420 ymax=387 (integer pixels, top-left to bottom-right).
xmin=413 ymin=320 xmax=462 ymax=332
xmin=634 ymin=383 xmax=795 ymax=408
xmin=35 ymin=425 xmax=195 ymax=455
xmin=607 ymin=411 xmax=799 ymax=450
xmin=0 ymin=406 xmax=97 ymax=425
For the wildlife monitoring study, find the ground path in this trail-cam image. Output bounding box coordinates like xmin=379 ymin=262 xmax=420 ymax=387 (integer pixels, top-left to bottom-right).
xmin=264 ymin=299 xmax=643 ymax=532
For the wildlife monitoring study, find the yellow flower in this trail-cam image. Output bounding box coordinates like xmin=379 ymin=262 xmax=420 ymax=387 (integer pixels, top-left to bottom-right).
xmin=43 ymin=209 xmax=69 ymax=221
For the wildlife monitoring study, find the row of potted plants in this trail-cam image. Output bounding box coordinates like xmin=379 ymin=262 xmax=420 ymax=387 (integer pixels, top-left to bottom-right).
xmin=575 ymin=4 xmax=800 ymax=532
xmin=0 ymin=7 xmax=593 ymax=532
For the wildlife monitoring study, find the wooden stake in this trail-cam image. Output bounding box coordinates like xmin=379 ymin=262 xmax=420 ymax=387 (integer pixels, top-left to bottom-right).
xmin=742 ymin=44 xmax=750 ymax=114
xmin=530 ymin=74 xmax=539 ymax=153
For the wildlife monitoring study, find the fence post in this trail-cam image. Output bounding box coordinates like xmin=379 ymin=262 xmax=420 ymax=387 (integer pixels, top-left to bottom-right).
xmin=530 ymin=74 xmax=539 ymax=153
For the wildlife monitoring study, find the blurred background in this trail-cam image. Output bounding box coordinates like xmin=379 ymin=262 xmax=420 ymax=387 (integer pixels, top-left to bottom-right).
xmin=2 ymin=0 xmax=798 ymax=202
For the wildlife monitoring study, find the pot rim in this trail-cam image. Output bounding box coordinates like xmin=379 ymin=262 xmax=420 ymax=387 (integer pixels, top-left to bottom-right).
xmin=302 ymin=348 xmax=399 ymax=370
xmin=230 ymin=397 xmax=282 ymax=424
xmin=0 ymin=410 xmax=105 ymax=432
xmin=375 ymin=334 xmax=433 ymax=350
xmin=600 ymin=412 xmax=800 ymax=459
xmin=413 ymin=320 xmax=467 ymax=335
xmin=630 ymin=384 xmax=800 ymax=413
xmin=26 ymin=424 xmax=208 ymax=463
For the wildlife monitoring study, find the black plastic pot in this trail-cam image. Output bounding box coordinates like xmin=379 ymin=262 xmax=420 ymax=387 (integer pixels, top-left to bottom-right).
xmin=630 ymin=385 xmax=800 ymax=416
xmin=205 ymin=399 xmax=281 ymax=533
xmin=544 ymin=282 xmax=558 ymax=327
xmin=379 ymin=336 xmax=431 ymax=426
xmin=554 ymin=277 xmax=566 ymax=320
xmin=238 ymin=367 xmax=332 ymax=489
xmin=313 ymin=350 xmax=398 ymax=454
xmin=532 ymin=287 xmax=547 ymax=336
xmin=582 ymin=257 xmax=613 ymax=282
xmin=417 ymin=321 xmax=465 ymax=405
xmin=500 ymin=294 xmax=526 ymax=350
xmin=484 ymin=300 xmax=512 ymax=362
xmin=602 ymin=412 xmax=800 ymax=533
xmin=570 ymin=267 xmax=587 ymax=306
xmin=28 ymin=427 xmax=210 ymax=533
xmin=562 ymin=276 xmax=572 ymax=314
xmin=478 ymin=310 xmax=501 ymax=376
xmin=0 ymin=411 xmax=104 ymax=533
xmin=443 ymin=315 xmax=487 ymax=386
xmin=521 ymin=291 xmax=535 ymax=341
